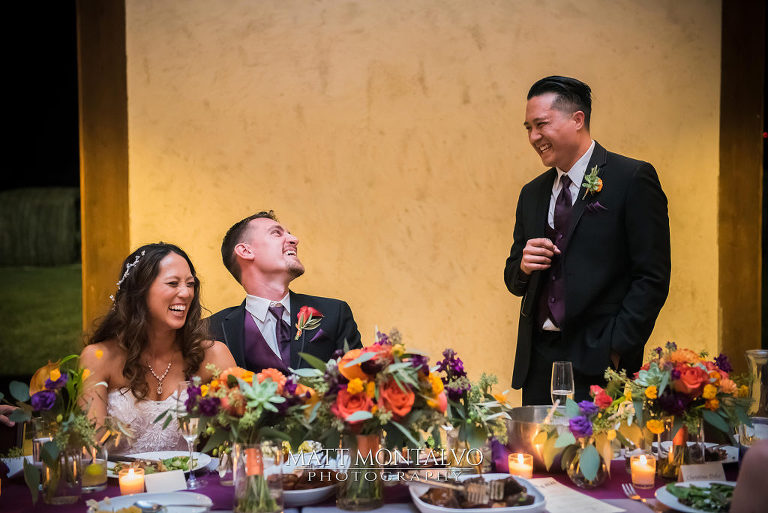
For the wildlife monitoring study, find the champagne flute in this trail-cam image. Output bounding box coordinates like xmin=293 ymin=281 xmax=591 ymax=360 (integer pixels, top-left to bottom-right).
xmin=551 ymin=361 xmax=575 ymax=406
xmin=177 ymin=381 xmax=200 ymax=490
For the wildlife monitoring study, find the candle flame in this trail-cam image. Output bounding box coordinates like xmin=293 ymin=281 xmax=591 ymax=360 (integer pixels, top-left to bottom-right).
xmin=639 ymin=455 xmax=647 ymax=465
xmin=518 ymin=454 xmax=525 ymax=464
xmin=127 ymin=468 xmax=135 ymax=478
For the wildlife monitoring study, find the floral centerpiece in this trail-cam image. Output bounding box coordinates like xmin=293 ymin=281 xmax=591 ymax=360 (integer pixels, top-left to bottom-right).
xmin=3 ymin=355 xmax=103 ymax=504
xmin=299 ymin=329 xmax=447 ymax=510
xmin=434 ymin=349 xmax=509 ymax=468
xmin=160 ymin=366 xmax=317 ymax=513
xmin=605 ymin=342 xmax=751 ymax=477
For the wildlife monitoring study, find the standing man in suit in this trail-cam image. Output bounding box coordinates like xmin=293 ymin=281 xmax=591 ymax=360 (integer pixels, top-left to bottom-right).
xmin=208 ymin=211 xmax=362 ymax=373
xmin=504 ymin=76 xmax=671 ymax=405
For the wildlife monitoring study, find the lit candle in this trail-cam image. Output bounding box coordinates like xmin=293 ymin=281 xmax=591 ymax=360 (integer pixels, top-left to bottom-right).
xmin=118 ymin=467 xmax=145 ymax=495
xmin=630 ymin=454 xmax=656 ymax=489
xmin=507 ymin=453 xmax=533 ymax=479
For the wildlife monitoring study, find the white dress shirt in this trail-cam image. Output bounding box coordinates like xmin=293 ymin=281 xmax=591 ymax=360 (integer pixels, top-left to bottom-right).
xmin=244 ymin=293 xmax=291 ymax=359
xmin=543 ymin=140 xmax=595 ymax=331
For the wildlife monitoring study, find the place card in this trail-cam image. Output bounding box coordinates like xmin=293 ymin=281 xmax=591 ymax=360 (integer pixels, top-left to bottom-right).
xmin=679 ymin=462 xmax=725 ymax=482
xmin=144 ymin=469 xmax=187 ymax=493
xmin=528 ymin=477 xmax=624 ymax=513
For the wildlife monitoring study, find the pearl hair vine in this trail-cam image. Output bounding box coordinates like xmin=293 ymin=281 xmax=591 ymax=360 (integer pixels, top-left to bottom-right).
xmin=109 ymin=250 xmax=146 ymax=303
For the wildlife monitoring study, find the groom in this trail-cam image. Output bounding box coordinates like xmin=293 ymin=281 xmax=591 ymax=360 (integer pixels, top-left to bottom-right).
xmin=504 ymin=76 xmax=671 ymax=405
xmin=208 ymin=211 xmax=362 ymax=373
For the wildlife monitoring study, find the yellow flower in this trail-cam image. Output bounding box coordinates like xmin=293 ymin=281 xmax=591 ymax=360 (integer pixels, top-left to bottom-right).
xmin=428 ymin=373 xmax=444 ymax=395
xmin=82 ymin=368 xmax=91 ymax=380
xmin=645 ymin=386 xmax=658 ymax=399
xmin=200 ymin=384 xmax=209 ymax=397
xmin=706 ymin=398 xmax=720 ymax=411
xmin=371 ymin=405 xmax=378 ymax=414
xmin=702 ymin=384 xmax=717 ymax=400
xmin=606 ymin=430 xmax=616 ymax=441
xmin=347 ymin=378 xmax=365 ymax=395
xmin=493 ymin=393 xmax=507 ymax=404
xmin=366 ymin=381 xmax=376 ymax=398
xmin=708 ymin=371 xmax=721 ymax=386
xmin=646 ymin=419 xmax=665 ymax=435
xmin=210 ymin=379 xmax=219 ymax=390
xmin=392 ymin=344 xmax=405 ymax=357
xmin=95 ymin=349 xmax=104 ymax=360
xmin=738 ymin=385 xmax=749 ymax=398
xmin=623 ymin=388 xmax=632 ymax=401
xmin=49 ymin=368 xmax=61 ymax=381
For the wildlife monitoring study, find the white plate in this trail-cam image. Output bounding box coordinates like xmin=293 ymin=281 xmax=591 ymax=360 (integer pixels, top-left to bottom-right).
xmin=107 ymin=451 xmax=212 ymax=478
xmin=284 ymin=483 xmax=337 ymax=507
xmin=654 ymin=480 xmax=736 ymax=513
xmin=652 ymin=442 xmax=738 ymax=464
xmin=95 ymin=491 xmax=212 ymax=513
xmin=409 ymin=473 xmax=546 ymax=513
xmin=1 ymin=455 xmax=32 ymax=478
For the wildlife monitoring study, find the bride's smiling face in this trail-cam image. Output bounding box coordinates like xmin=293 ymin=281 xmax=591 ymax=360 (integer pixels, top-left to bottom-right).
xmin=146 ymin=252 xmax=196 ymax=332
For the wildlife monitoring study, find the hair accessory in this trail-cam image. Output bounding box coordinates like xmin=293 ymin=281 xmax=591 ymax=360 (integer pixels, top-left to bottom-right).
xmin=110 ymin=250 xmax=146 ymax=303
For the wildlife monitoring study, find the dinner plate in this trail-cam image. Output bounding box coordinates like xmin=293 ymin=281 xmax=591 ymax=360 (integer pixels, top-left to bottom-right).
xmin=651 ymin=442 xmax=738 ymax=464
xmin=94 ymin=491 xmax=212 ymax=513
xmin=409 ymin=473 xmax=546 ymax=513
xmin=107 ymin=451 xmax=211 ymax=478
xmin=284 ymin=483 xmax=338 ymax=507
xmin=654 ymin=480 xmax=737 ymax=513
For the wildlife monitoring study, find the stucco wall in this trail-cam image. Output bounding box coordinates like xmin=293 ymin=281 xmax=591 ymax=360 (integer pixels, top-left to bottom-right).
xmin=124 ymin=0 xmax=722 ymax=403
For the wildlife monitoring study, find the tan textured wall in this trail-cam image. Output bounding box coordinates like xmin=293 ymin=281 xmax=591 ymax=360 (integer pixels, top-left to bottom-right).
xmin=124 ymin=0 xmax=722 ymax=404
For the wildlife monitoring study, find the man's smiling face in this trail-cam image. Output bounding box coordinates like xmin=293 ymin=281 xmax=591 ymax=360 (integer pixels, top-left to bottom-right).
xmin=524 ymin=92 xmax=584 ymax=171
xmin=244 ymin=218 xmax=305 ymax=279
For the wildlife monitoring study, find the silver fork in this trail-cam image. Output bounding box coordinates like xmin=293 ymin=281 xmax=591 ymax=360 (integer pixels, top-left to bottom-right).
xmin=410 ymin=476 xmax=506 ymax=503
xmin=621 ymin=483 xmax=656 ymax=511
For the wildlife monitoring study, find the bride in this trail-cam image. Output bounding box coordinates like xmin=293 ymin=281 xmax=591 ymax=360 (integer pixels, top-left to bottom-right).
xmin=81 ymin=243 xmax=236 ymax=454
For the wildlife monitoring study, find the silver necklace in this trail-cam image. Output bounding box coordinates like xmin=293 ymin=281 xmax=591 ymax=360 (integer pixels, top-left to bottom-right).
xmin=147 ymin=361 xmax=172 ymax=395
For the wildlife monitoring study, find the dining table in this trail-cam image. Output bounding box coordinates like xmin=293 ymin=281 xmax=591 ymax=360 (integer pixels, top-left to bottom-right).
xmin=0 ymin=441 xmax=739 ymax=513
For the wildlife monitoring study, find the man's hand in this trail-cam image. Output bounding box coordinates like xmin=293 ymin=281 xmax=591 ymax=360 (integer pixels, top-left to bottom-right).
xmin=520 ymin=238 xmax=561 ymax=275
xmin=0 ymin=404 xmax=17 ymax=427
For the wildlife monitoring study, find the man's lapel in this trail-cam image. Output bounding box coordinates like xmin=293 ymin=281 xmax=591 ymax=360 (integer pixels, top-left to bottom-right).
xmin=564 ymin=142 xmax=608 ymax=244
xmin=535 ymin=169 xmax=557 ymax=237
xmin=289 ymin=291 xmax=300 ymax=369
xmin=222 ymin=301 xmax=247 ymax=367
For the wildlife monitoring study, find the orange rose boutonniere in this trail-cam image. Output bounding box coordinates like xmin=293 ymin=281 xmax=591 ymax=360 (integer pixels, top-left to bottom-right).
xmin=295 ymin=306 xmax=323 ymax=340
xmin=581 ymin=165 xmax=603 ymax=199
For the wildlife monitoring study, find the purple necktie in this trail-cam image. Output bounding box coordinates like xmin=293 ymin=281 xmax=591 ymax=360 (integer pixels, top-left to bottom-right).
xmin=268 ymin=305 xmax=291 ymax=363
xmin=553 ymin=175 xmax=573 ymax=245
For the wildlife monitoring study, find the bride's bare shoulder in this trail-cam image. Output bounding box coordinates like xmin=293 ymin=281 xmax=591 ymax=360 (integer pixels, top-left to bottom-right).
xmin=81 ymin=340 xmax=126 ymax=376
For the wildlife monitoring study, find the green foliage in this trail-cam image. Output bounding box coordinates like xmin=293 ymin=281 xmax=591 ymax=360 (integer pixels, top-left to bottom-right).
xmin=579 ymin=444 xmax=600 ymax=481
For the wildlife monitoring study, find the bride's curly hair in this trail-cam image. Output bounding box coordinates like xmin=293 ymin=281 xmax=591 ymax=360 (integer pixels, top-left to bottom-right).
xmin=88 ymin=243 xmax=209 ymax=401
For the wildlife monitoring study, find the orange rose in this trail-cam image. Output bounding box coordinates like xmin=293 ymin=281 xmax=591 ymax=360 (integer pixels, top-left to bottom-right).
xmin=220 ymin=389 xmax=246 ymax=416
xmin=669 ymin=349 xmax=699 ymax=365
xmin=379 ymin=378 xmax=415 ymax=419
xmin=338 ymin=349 xmax=371 ymax=381
xmin=674 ymin=366 xmax=709 ymax=396
xmin=256 ymin=368 xmax=287 ymax=394
xmin=219 ymin=367 xmax=255 ymax=387
xmin=332 ymin=388 xmax=373 ymax=424
xmin=719 ymin=378 xmax=738 ymax=395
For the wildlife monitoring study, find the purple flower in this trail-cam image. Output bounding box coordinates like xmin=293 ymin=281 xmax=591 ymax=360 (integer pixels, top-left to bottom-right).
xmin=657 ymin=389 xmax=692 ymax=416
xmin=670 ymin=368 xmax=681 ymax=380
xmin=714 ymin=354 xmax=733 ymax=373
xmin=45 ymin=373 xmax=68 ymax=390
xmin=332 ymin=349 xmax=345 ymax=360
xmin=375 ymin=331 xmax=392 ymax=345
xmin=31 ymin=390 xmax=56 ymax=411
xmin=578 ymin=400 xmax=598 ymax=417
xmin=436 ymin=349 xmax=467 ymax=380
xmin=185 ymin=385 xmax=202 ymax=412
xmin=654 ymin=347 xmax=663 ymax=356
xmin=409 ymin=354 xmax=429 ymax=374
xmin=198 ymin=397 xmax=220 ymax=417
xmin=569 ymin=415 xmax=593 ymax=439
xmin=284 ymin=377 xmax=298 ymax=395
xmin=666 ymin=341 xmax=677 ymax=351
xmin=445 ymin=381 xmax=471 ymax=401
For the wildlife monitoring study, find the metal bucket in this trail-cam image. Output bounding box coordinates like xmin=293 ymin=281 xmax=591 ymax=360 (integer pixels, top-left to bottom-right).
xmin=505 ymin=405 xmax=566 ymax=472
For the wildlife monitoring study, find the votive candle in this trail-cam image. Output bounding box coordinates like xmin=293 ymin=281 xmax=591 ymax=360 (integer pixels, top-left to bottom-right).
xmin=630 ymin=454 xmax=656 ymax=489
xmin=118 ymin=467 xmax=145 ymax=495
xmin=508 ymin=453 xmax=533 ymax=479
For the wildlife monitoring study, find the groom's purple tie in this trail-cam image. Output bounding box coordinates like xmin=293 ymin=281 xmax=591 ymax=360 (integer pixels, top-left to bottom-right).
xmin=553 ymin=174 xmax=573 ymax=243
xmin=268 ymin=305 xmax=291 ymax=363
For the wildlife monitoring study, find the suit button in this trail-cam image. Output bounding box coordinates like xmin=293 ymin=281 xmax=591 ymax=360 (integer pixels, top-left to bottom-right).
xmin=550 ymin=297 xmax=556 ymax=303
xmin=552 ymin=275 xmax=557 ymax=281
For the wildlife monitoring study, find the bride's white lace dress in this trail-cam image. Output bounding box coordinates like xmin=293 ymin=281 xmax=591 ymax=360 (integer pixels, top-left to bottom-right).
xmin=107 ymin=388 xmax=188 ymax=454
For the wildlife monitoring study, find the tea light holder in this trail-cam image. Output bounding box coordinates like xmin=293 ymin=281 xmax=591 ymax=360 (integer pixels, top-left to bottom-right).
xmin=118 ymin=467 xmax=145 ymax=495
xmin=630 ymin=453 xmax=656 ymax=489
xmin=507 ymin=452 xmax=533 ymax=479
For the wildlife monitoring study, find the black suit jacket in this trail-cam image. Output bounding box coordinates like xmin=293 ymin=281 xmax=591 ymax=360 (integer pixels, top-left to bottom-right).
xmin=206 ymin=291 xmax=362 ymax=371
xmin=504 ymin=142 xmax=671 ymax=388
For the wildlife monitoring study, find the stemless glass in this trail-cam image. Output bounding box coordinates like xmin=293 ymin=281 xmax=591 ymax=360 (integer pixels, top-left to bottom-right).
xmin=177 ymin=381 xmax=201 ymax=490
xmin=551 ymin=361 xmax=575 ymax=405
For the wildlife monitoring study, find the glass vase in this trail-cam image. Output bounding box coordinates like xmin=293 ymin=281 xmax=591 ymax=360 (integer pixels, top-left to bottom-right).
xmin=745 ymin=349 xmax=768 ymax=417
xmin=444 ymin=425 xmax=492 ymax=474
xmin=81 ymin=444 xmax=108 ymax=493
xmin=337 ymin=433 xmax=383 ymax=511
xmin=656 ymin=417 xmax=704 ymax=480
xmin=218 ymin=442 xmax=234 ymax=486
xmin=42 ymin=446 xmax=82 ymax=505
xmin=233 ymin=441 xmax=283 ymax=513
xmin=566 ymin=438 xmax=608 ymax=489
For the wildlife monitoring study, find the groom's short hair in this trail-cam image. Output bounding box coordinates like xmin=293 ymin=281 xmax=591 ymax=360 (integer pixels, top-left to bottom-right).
xmin=221 ymin=210 xmax=278 ymax=282
xmin=527 ymin=76 xmax=592 ymax=130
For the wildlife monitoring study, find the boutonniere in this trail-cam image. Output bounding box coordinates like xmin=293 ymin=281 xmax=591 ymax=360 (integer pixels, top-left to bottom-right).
xmin=295 ymin=306 xmax=323 ymax=340
xmin=581 ymin=165 xmax=603 ymax=200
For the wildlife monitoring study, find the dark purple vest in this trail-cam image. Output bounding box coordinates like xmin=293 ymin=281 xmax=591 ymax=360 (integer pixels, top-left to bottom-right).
xmin=244 ymin=312 xmax=290 ymax=373
xmin=537 ymin=223 xmax=567 ymax=328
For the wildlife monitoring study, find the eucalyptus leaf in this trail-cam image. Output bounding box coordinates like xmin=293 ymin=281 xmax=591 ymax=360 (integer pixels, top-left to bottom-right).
xmin=299 ymin=352 xmax=329 ymax=371
xmin=23 ymin=458 xmax=40 ymax=504
xmin=344 ymin=410 xmax=373 ymax=422
xmin=554 ymin=430 xmax=576 ymax=448
xmin=390 ymin=420 xmax=421 ymax=448
xmin=560 ymin=444 xmax=578 ymax=471
xmin=41 ymin=440 xmax=60 ymax=469
xmin=9 ymin=380 xmax=30 ymax=402
xmin=291 ymin=368 xmax=323 ymax=378
xmin=8 ymin=409 xmax=31 ymax=423
xmin=565 ymin=398 xmax=580 ymax=417
xmin=344 ymin=352 xmax=377 ymax=367
xmin=580 ymin=444 xmax=600 ymax=481
xmin=162 ymin=414 xmax=174 ymax=430
xmin=658 ymin=372 xmax=670 ymax=396
xmin=308 ymin=401 xmax=321 ymax=423
xmin=702 ymin=409 xmax=731 ymax=434
xmin=541 ymin=434 xmax=561 ymax=471
xmin=533 ymin=430 xmax=548 ymax=445
xmin=735 ymin=407 xmax=752 ymax=427
xmin=633 ymin=400 xmax=644 ymax=425
xmin=153 ymin=410 xmax=168 ymax=424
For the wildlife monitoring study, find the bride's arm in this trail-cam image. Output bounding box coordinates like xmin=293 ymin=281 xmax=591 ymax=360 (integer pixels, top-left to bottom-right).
xmin=80 ymin=343 xmax=111 ymax=427
xmin=198 ymin=340 xmax=236 ymax=382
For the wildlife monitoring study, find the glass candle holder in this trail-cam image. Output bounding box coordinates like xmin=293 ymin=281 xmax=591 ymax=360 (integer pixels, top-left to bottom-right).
xmin=118 ymin=467 xmax=145 ymax=495
xmin=630 ymin=453 xmax=656 ymax=489
xmin=507 ymin=453 xmax=533 ymax=479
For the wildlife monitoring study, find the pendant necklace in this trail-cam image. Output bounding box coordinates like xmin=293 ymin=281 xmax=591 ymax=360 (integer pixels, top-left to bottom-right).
xmin=147 ymin=361 xmax=172 ymax=395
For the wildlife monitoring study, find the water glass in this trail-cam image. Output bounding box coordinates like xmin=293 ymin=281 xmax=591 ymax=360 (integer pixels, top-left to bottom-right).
xmin=551 ymin=361 xmax=574 ymax=405
xmin=177 ymin=381 xmax=200 ymax=490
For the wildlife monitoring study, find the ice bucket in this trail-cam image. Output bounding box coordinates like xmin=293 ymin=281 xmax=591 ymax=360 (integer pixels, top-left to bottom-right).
xmin=505 ymin=405 xmax=566 ymax=472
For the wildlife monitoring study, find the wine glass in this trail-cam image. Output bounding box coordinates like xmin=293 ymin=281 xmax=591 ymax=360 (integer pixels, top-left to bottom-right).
xmin=551 ymin=361 xmax=575 ymax=406
xmin=177 ymin=381 xmax=200 ymax=490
